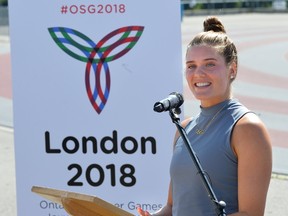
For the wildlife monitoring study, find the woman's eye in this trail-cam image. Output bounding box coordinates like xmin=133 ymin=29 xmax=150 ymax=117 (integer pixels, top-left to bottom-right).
xmin=206 ymin=63 xmax=215 ymax=67
xmin=187 ymin=64 xmax=196 ymax=70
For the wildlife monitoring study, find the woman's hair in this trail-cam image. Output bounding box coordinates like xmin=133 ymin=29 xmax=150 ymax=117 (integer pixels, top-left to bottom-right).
xmin=187 ymin=16 xmax=238 ymax=69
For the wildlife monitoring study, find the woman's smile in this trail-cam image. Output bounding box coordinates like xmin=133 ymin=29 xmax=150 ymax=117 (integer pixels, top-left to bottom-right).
xmin=195 ymin=82 xmax=211 ymax=87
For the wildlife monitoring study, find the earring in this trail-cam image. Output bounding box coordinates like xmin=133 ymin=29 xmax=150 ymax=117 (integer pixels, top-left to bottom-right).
xmin=230 ymin=75 xmax=234 ymax=79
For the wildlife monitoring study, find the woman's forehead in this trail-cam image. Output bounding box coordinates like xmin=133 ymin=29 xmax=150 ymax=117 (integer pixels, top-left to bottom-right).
xmin=186 ymin=45 xmax=223 ymax=60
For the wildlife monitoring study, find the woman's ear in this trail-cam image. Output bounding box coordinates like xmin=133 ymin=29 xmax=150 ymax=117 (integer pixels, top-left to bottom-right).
xmin=229 ymin=62 xmax=237 ymax=80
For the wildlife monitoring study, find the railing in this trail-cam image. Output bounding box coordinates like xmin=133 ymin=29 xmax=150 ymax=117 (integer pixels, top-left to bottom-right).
xmin=181 ymin=0 xmax=288 ymax=15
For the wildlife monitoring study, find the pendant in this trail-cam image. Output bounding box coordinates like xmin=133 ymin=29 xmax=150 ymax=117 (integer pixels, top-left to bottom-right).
xmin=196 ymin=129 xmax=204 ymax=135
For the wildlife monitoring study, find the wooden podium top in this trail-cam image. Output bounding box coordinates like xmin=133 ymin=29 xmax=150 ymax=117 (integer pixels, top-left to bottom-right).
xmin=31 ymin=186 xmax=134 ymax=216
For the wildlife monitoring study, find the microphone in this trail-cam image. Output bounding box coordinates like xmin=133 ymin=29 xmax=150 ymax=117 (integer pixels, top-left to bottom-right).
xmin=153 ymin=92 xmax=184 ymax=112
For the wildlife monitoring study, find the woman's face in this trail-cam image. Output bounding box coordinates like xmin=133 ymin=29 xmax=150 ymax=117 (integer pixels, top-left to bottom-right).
xmin=185 ymin=45 xmax=235 ymax=107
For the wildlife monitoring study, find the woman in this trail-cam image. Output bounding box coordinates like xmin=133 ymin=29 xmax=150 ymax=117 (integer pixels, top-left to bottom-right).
xmin=138 ymin=16 xmax=272 ymax=216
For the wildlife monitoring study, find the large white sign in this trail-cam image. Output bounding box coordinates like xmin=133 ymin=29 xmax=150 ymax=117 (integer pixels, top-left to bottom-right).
xmin=9 ymin=1 xmax=183 ymax=215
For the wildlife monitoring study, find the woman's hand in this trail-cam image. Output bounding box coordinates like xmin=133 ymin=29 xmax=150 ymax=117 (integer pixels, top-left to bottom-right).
xmin=137 ymin=207 xmax=152 ymax=216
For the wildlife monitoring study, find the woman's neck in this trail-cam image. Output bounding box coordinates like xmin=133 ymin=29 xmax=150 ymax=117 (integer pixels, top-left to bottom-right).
xmin=200 ymin=95 xmax=233 ymax=108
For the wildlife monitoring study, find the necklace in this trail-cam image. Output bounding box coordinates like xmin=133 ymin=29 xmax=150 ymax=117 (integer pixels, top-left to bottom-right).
xmin=195 ymin=104 xmax=227 ymax=135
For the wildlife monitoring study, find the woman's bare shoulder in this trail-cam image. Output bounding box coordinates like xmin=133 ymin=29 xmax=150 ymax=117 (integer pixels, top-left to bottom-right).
xmin=232 ymin=112 xmax=272 ymax=157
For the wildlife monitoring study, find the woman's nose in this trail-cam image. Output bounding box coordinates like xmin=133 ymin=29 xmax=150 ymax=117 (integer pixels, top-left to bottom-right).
xmin=193 ymin=66 xmax=206 ymax=77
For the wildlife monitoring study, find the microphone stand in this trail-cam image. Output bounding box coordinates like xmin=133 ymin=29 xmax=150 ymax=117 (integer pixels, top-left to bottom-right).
xmin=168 ymin=107 xmax=227 ymax=216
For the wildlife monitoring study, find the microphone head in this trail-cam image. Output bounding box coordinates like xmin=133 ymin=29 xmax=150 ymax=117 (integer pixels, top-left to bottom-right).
xmin=153 ymin=92 xmax=184 ymax=112
xmin=153 ymin=102 xmax=164 ymax=112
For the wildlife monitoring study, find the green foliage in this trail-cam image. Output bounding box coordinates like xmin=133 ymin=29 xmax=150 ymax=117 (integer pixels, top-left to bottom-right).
xmin=0 ymin=0 xmax=8 ymax=6
xmin=235 ymin=1 xmax=243 ymax=8
xmin=193 ymin=3 xmax=204 ymax=10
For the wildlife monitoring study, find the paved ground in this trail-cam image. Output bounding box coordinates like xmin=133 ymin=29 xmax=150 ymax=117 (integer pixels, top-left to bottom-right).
xmin=1 ymin=11 xmax=288 ymax=215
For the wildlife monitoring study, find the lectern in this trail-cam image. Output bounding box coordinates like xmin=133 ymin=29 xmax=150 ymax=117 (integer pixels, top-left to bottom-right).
xmin=31 ymin=186 xmax=134 ymax=216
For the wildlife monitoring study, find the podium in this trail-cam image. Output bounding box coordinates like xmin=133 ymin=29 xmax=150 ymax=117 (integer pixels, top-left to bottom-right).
xmin=31 ymin=186 xmax=134 ymax=216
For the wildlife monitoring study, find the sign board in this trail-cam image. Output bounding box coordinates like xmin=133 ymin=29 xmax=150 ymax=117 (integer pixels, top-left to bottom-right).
xmin=9 ymin=1 xmax=183 ymax=215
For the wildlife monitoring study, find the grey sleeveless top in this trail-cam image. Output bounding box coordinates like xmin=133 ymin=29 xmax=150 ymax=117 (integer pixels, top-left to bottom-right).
xmin=170 ymin=99 xmax=249 ymax=215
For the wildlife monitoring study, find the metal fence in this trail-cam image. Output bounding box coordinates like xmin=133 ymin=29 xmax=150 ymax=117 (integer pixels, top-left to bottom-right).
xmin=181 ymin=0 xmax=288 ymax=15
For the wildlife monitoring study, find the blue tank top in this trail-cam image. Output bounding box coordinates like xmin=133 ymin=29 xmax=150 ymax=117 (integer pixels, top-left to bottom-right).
xmin=170 ymin=99 xmax=249 ymax=215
